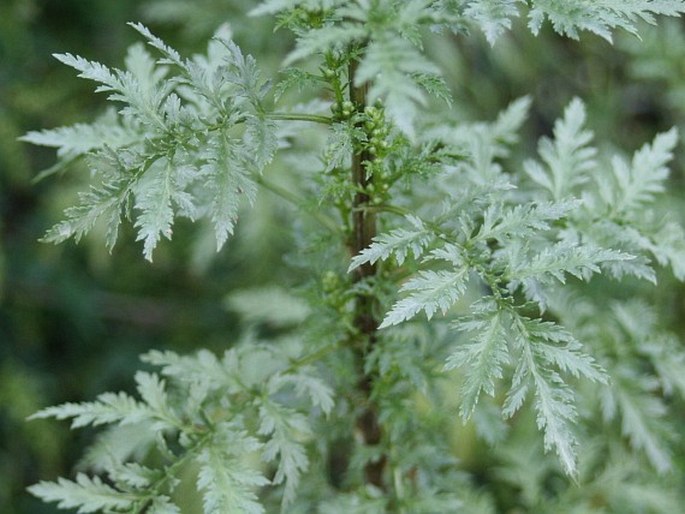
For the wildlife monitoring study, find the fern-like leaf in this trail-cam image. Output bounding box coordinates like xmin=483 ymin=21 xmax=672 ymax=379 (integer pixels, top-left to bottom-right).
xmin=380 ymin=268 xmax=469 ymax=328
xmin=465 ymin=0 xmax=521 ymax=45
xmin=257 ymin=400 xmax=310 ymax=506
xmin=196 ymin=425 xmax=268 ymax=514
xmin=28 ymin=474 xmax=134 ymax=514
xmin=610 ymin=128 xmax=677 ymax=215
xmin=524 ymin=97 xmax=596 ymax=200
xmin=447 ymin=302 xmax=509 ymax=421
xmin=348 ymin=215 xmax=430 ymax=271
xmin=29 ymin=392 xmax=149 ymax=429
xmin=503 ymin=315 xmax=606 ymax=475
xmin=527 ymin=0 xmax=685 ymax=42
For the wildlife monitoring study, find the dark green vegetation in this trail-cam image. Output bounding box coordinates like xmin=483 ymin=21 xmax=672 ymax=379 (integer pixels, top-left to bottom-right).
xmin=4 ymin=1 xmax=685 ymax=513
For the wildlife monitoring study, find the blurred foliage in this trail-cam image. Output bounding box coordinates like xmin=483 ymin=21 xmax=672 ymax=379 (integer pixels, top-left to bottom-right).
xmin=0 ymin=1 xmax=289 ymax=513
xmin=2 ymin=1 xmax=685 ymax=513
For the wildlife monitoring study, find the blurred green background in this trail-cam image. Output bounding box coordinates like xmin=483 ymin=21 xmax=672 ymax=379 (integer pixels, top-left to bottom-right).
xmin=2 ymin=1 xmax=684 ymax=513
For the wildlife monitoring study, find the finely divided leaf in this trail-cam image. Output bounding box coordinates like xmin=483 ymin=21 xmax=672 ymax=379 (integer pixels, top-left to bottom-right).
xmin=147 ymin=496 xmax=182 ymax=514
xmin=612 ymin=128 xmax=677 ymax=214
xmin=356 ymin=34 xmax=442 ymax=136
xmin=503 ymin=315 xmax=607 ymax=475
xmin=348 ymin=215 xmax=431 ymax=271
xmin=29 ymin=392 xmax=148 ymax=428
xmin=523 ymin=318 xmax=607 ymax=383
xmin=465 ymin=0 xmax=522 ymax=45
xmin=380 ymin=268 xmax=469 ymax=328
xmin=196 ymin=429 xmax=268 ymax=514
xmin=491 ymin=95 xmax=532 ymax=147
xmin=284 ymin=23 xmax=368 ymax=66
xmin=257 ymin=401 xmax=310 ymax=506
xmin=133 ymin=158 xmax=176 ymax=261
xmin=612 ymin=378 xmax=674 ymax=473
xmin=202 ymin=137 xmax=257 ymax=250
xmin=447 ymin=306 xmax=509 ymax=420
xmin=475 ymin=200 xmax=578 ymax=243
xmin=28 ymin=474 xmax=134 ymax=514
xmin=268 ymin=371 xmax=335 ymax=415
xmin=524 ymin=98 xmax=596 ymax=200
xmin=42 ymin=179 xmax=127 ymax=252
xmin=527 ymin=0 xmax=685 ymax=41
xmin=20 ymin=109 xmax=137 ymax=162
xmin=508 ymin=242 xmax=633 ymax=285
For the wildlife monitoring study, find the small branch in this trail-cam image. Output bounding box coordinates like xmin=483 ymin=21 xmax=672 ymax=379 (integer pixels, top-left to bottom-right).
xmin=253 ymin=174 xmax=341 ymax=233
xmin=285 ymin=340 xmax=342 ymax=373
xmin=267 ymin=112 xmax=333 ymax=124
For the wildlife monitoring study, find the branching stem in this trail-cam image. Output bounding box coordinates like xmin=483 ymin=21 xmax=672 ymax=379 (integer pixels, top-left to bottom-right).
xmin=253 ymin=173 xmax=341 ymax=233
xmin=267 ymin=112 xmax=333 ymax=124
xmin=348 ymin=57 xmax=386 ymax=491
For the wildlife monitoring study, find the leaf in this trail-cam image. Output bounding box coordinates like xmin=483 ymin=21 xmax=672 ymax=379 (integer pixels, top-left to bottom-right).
xmin=356 ymin=33 xmax=442 ymax=137
xmin=323 ymin=121 xmax=354 ymax=173
xmin=465 ymin=0 xmax=522 ymax=45
xmin=42 ymin=179 xmax=127 ymax=252
xmin=202 ymin=136 xmax=257 ymax=250
xmin=19 ymin=109 xmax=137 ymax=162
xmin=268 ymin=370 xmax=335 ymax=415
xmin=475 ymin=199 xmax=578 ymax=243
xmin=524 ymin=98 xmax=596 ymax=200
xmin=507 ymin=242 xmax=633 ymax=286
xmin=348 ymin=215 xmax=431 ymax=271
xmin=128 ymin=22 xmax=185 ymax=70
xmin=29 ymin=392 xmax=148 ymax=429
xmin=651 ymin=220 xmax=685 ymax=280
xmin=611 ymin=128 xmax=677 ymax=214
xmin=52 ymin=52 xmax=122 ymax=95
xmin=527 ymin=0 xmax=685 ymax=41
xmin=108 ymin=461 xmax=161 ymax=489
xmin=225 ymin=286 xmax=311 ymax=326
xmin=612 ymin=377 xmax=673 ymax=473
xmin=28 ymin=474 xmax=133 ymax=514
xmin=257 ymin=400 xmax=310 ymax=506
xmin=134 ymin=371 xmax=182 ymax=429
xmin=133 ymin=158 xmax=176 ymax=261
xmin=147 ymin=496 xmax=181 ymax=514
xmin=447 ymin=304 xmax=509 ymax=420
xmin=523 ymin=318 xmax=607 ymax=384
xmin=243 ymin=116 xmax=278 ymax=171
xmin=380 ymin=267 xmax=469 ymax=328
xmin=196 ymin=426 xmax=268 ymax=514
xmin=503 ymin=315 xmax=606 ymax=476
xmin=284 ymin=23 xmax=368 ymax=65
xmin=491 ymin=95 xmax=532 ymax=148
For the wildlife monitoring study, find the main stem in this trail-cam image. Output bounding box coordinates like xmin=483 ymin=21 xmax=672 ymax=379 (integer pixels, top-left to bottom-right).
xmin=348 ymin=58 xmax=386 ymax=489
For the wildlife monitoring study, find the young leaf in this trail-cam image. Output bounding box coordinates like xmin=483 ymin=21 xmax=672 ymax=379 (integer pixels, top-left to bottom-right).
xmin=133 ymin=158 xmax=177 ymax=261
xmin=202 ymin=136 xmax=257 ymax=250
xmin=503 ymin=315 xmax=606 ymax=475
xmin=380 ymin=268 xmax=469 ymax=328
xmin=28 ymin=474 xmax=134 ymax=514
xmin=611 ymin=128 xmax=677 ymax=215
xmin=465 ymin=0 xmax=521 ymax=45
xmin=29 ymin=392 xmax=148 ymax=429
xmin=527 ymin=0 xmax=685 ymax=41
xmin=524 ymin=98 xmax=596 ymax=200
xmin=447 ymin=303 xmax=509 ymax=421
xmin=196 ymin=426 xmax=268 ymax=514
xmin=257 ymin=400 xmax=310 ymax=506
xmin=348 ymin=215 xmax=431 ymax=271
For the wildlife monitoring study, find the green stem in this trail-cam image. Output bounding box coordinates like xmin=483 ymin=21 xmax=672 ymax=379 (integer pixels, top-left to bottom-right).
xmin=253 ymin=174 xmax=341 ymax=234
xmin=285 ymin=340 xmax=342 ymax=373
xmin=267 ymin=112 xmax=333 ymax=124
